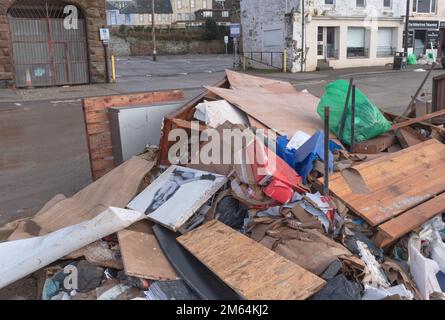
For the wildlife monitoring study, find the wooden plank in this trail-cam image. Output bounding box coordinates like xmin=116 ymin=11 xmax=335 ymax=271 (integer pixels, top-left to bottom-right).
xmin=325 ymin=139 xmax=445 ymax=226
xmin=177 ymin=220 xmax=326 ymax=300
xmin=118 ymin=221 xmax=179 ymax=281
xmin=83 ymin=90 xmax=184 ymax=112
xmin=395 ymin=127 xmax=429 ymax=149
xmin=392 ymin=109 xmax=445 ymax=130
xmin=353 ymin=132 xmax=397 ymax=154
xmin=375 ymin=193 xmax=445 ymax=248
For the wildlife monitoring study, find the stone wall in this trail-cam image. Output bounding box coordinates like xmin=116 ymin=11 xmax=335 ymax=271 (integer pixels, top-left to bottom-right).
xmin=0 ymin=0 xmax=107 ymax=87
xmin=110 ymin=35 xmax=225 ymax=56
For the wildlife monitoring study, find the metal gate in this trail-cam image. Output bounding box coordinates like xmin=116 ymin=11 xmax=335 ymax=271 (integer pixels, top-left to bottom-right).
xmin=7 ymin=0 xmax=89 ymax=87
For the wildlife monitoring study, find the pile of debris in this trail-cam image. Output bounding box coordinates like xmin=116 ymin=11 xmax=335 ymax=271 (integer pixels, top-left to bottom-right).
xmin=1 ymin=70 xmax=445 ymax=300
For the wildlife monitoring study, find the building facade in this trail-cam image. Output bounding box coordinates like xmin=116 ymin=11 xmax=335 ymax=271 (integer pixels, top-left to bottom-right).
xmin=172 ymin=0 xmax=212 ymax=23
xmin=0 ymin=0 xmax=108 ymax=87
xmin=241 ymin=0 xmax=409 ymax=72
xmin=107 ymin=0 xmax=173 ymax=27
xmin=407 ymin=0 xmax=445 ymax=58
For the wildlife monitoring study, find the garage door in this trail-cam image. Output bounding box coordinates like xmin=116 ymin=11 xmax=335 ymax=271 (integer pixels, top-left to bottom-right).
xmin=7 ymin=0 xmax=89 ymax=87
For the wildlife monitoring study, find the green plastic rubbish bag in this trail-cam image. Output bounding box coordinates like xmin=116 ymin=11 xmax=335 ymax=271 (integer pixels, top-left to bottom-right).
xmin=407 ymin=53 xmax=417 ymax=65
xmin=317 ymin=80 xmax=392 ymax=144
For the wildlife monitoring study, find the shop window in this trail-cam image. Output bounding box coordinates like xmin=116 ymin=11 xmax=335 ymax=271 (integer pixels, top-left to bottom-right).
xmin=347 ymin=27 xmax=368 ymax=58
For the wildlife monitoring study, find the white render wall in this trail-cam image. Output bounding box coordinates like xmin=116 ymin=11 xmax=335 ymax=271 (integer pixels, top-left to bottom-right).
xmin=240 ymin=0 xmax=408 ymax=72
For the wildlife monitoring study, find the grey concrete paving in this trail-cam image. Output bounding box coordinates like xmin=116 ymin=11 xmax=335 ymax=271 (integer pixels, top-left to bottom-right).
xmin=0 ymin=54 xmax=444 ymax=227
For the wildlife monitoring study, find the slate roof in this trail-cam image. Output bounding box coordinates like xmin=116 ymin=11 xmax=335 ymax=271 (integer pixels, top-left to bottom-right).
xmin=120 ymin=0 xmax=173 ymax=14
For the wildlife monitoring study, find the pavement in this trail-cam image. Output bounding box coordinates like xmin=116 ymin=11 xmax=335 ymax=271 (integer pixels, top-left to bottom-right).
xmin=0 ymin=54 xmax=444 ymax=227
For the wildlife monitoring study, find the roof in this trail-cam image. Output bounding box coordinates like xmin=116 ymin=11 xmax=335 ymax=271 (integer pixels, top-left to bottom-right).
xmin=120 ymin=0 xmax=173 ymax=14
xmin=106 ymin=2 xmax=120 ymax=10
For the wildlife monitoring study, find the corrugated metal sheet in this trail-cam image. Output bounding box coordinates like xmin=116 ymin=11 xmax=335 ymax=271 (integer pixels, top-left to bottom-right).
xmin=8 ymin=1 xmax=89 ymax=87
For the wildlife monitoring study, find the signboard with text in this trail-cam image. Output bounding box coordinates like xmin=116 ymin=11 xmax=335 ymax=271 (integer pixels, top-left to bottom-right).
xmin=409 ymin=20 xmax=439 ymax=30
xmin=230 ymin=23 xmax=241 ymax=38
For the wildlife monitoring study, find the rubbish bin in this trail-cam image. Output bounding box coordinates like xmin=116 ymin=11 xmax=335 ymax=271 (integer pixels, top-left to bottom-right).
xmin=393 ymin=52 xmax=407 ymax=70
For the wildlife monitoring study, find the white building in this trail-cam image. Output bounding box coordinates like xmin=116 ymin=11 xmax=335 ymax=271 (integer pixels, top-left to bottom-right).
xmin=241 ymin=0 xmax=408 ymax=72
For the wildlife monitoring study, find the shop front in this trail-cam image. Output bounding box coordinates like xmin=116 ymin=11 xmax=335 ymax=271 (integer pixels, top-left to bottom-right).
xmin=406 ymin=20 xmax=440 ymax=58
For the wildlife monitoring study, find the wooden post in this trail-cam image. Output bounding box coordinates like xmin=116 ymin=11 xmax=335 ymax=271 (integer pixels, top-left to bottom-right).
xmin=324 ymin=106 xmax=330 ymax=196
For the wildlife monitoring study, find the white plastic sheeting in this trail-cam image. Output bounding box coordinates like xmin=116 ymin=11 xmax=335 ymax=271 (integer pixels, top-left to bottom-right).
xmin=0 ymin=207 xmax=145 ymax=289
xmin=408 ymin=235 xmax=442 ymax=300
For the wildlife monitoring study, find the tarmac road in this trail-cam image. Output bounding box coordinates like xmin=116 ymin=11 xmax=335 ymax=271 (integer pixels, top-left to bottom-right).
xmin=0 ymin=54 xmax=443 ymax=227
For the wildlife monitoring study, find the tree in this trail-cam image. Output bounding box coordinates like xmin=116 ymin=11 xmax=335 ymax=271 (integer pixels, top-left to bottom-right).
xmin=203 ymin=18 xmax=221 ymax=40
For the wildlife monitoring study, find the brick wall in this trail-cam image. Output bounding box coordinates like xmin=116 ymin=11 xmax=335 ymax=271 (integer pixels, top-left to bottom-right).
xmin=0 ymin=0 xmax=107 ymax=87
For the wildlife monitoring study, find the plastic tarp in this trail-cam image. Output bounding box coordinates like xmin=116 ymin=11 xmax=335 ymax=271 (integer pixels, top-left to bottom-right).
xmin=276 ymin=131 xmax=342 ymax=183
xmin=317 ymin=80 xmax=392 ymax=144
xmin=0 ymin=207 xmax=145 ymax=290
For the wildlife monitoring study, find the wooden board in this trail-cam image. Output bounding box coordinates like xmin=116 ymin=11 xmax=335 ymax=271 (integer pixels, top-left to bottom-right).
xmin=82 ymin=90 xmax=184 ymax=180
xmin=118 ymin=221 xmax=179 ymax=281
xmin=326 ymin=139 xmax=445 ymax=227
xmin=392 ymin=109 xmax=445 ymax=130
xmin=395 ymin=127 xmax=429 ymax=149
xmin=374 ymin=193 xmax=445 ymax=248
xmin=353 ymin=132 xmax=396 ymax=154
xmin=177 ymin=220 xmax=326 ymax=300
xmin=205 ymin=71 xmax=325 ymax=138
xmin=4 ymin=157 xmax=154 ymax=240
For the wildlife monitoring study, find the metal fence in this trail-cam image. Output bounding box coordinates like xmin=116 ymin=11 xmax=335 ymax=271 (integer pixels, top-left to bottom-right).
xmin=242 ymin=51 xmax=284 ymax=70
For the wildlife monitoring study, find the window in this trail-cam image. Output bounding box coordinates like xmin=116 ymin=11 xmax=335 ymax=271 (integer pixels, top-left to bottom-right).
xmin=203 ymin=10 xmax=212 ymax=18
xmin=356 ymin=0 xmax=365 ymax=7
xmin=347 ymin=27 xmax=367 ymax=57
xmin=222 ymin=11 xmax=229 ymax=18
xmin=203 ymin=0 xmax=208 ymax=9
xmin=125 ymin=14 xmax=131 ymax=24
xmin=383 ymin=0 xmax=391 ymax=8
xmin=108 ymin=12 xmax=117 ymax=25
xmin=325 ymin=0 xmax=334 ymax=4
xmin=317 ymin=27 xmax=324 ymax=56
xmin=377 ymin=28 xmax=394 ymax=56
xmin=177 ymin=0 xmax=182 ymax=9
xmin=149 ymin=14 xmax=152 ymax=22
xmin=177 ymin=13 xmax=182 ymax=20
xmin=413 ymin=0 xmax=437 ymax=13
xmin=191 ymin=0 xmax=195 ymax=8
xmin=185 ymin=13 xmax=190 ymax=20
xmin=139 ymin=14 xmax=144 ymax=23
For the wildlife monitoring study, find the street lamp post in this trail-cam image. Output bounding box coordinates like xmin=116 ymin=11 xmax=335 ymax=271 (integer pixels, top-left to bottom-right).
xmin=404 ymin=0 xmax=411 ymax=56
xmin=152 ymin=0 xmax=157 ymax=62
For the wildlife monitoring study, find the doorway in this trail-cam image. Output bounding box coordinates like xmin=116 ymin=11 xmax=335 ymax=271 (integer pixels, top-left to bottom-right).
xmin=7 ymin=0 xmax=89 ymax=87
xmin=317 ymin=27 xmax=338 ymax=60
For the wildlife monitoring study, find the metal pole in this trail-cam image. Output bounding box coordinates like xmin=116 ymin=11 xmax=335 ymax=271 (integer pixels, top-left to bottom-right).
xmin=152 ymin=0 xmax=157 ymax=62
xmin=103 ymin=42 xmax=110 ymax=83
xmin=351 ymin=85 xmax=356 ymax=152
xmin=404 ymin=0 xmax=411 ymax=56
xmin=338 ymin=78 xmax=354 ymax=142
xmin=301 ymin=0 xmax=305 ymax=72
xmin=324 ymin=106 xmax=330 ymax=196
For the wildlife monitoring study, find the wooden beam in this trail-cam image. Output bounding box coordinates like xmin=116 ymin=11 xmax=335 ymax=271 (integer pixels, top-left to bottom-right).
xmin=353 ymin=132 xmax=397 ymax=154
xmin=375 ymin=193 xmax=445 ymax=248
xmin=392 ymin=109 xmax=445 ymax=130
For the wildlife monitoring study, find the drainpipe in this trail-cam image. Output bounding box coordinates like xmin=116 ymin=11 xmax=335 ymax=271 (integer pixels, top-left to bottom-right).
xmin=301 ymin=0 xmax=305 ymax=72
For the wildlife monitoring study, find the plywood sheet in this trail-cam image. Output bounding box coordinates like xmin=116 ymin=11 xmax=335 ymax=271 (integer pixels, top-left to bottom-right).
xmin=327 ymin=139 xmax=445 ymax=226
xmin=375 ymin=193 xmax=445 ymax=248
xmin=4 ymin=157 xmax=154 ymax=240
xmin=177 ymin=220 xmax=325 ymax=300
xmin=118 ymin=221 xmax=179 ymax=281
xmin=205 ymin=71 xmax=324 ymax=137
